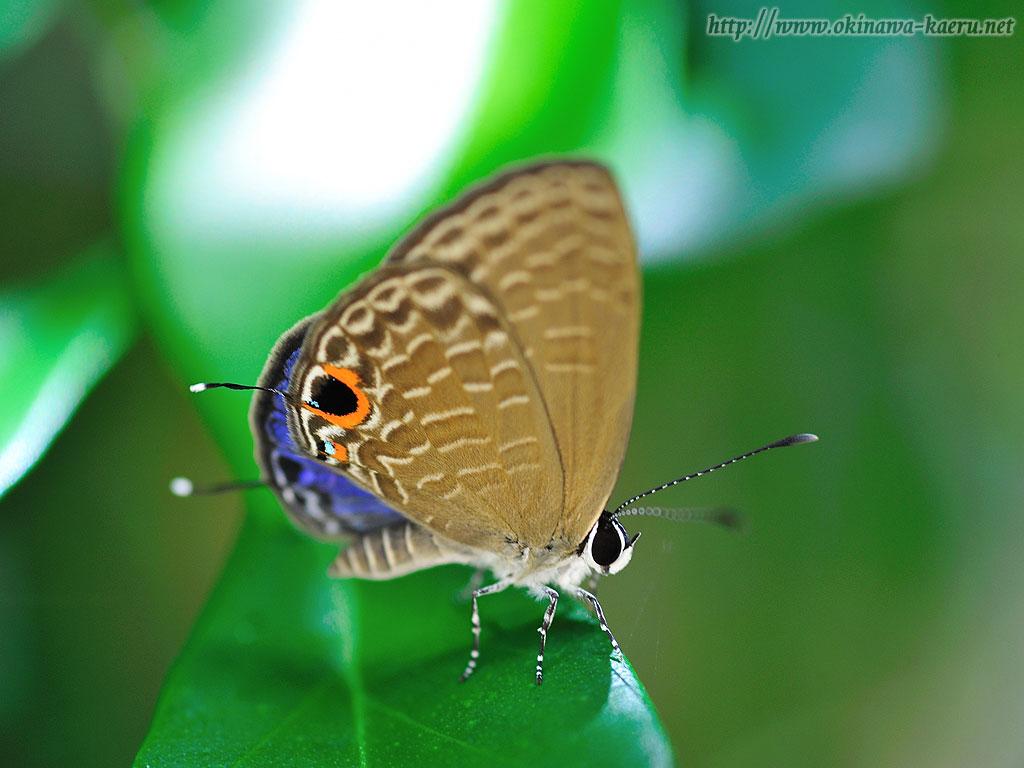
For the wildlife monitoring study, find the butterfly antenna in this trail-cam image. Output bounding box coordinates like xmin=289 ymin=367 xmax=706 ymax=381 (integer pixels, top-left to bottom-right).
xmin=611 ymin=433 xmax=818 ymax=517
xmin=614 ymin=505 xmax=745 ymax=532
xmin=189 ymin=381 xmax=311 ymax=412
xmin=189 ymin=381 xmax=288 ymax=397
xmin=170 ymin=477 xmax=265 ymax=497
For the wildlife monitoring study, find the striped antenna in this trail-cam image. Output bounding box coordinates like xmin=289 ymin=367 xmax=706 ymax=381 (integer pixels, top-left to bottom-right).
xmin=612 ymin=433 xmax=818 ymax=517
xmin=614 ymin=505 xmax=745 ymax=532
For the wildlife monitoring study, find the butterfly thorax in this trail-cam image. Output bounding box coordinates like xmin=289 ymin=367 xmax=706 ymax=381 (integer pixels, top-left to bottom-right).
xmin=487 ymin=534 xmax=593 ymax=586
xmin=506 ymin=548 xmax=594 ymax=595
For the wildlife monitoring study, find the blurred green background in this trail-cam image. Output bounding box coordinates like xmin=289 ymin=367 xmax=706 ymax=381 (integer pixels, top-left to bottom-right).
xmin=2 ymin=0 xmax=1022 ymax=765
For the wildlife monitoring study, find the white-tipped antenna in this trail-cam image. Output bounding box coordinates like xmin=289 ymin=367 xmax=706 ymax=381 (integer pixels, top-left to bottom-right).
xmin=612 ymin=433 xmax=818 ymax=517
xmin=170 ymin=476 xmax=265 ymax=497
xmin=188 ymin=380 xmax=308 ymax=412
xmin=189 ymin=381 xmax=288 ymax=398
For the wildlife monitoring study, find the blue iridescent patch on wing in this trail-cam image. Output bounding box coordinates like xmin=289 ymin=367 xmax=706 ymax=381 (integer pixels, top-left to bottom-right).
xmin=261 ymin=342 xmax=405 ymax=536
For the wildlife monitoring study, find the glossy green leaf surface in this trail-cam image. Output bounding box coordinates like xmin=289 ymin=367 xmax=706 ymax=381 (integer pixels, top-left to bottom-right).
xmin=135 ymin=497 xmax=672 ymax=767
xmin=0 ymin=245 xmax=136 ymax=497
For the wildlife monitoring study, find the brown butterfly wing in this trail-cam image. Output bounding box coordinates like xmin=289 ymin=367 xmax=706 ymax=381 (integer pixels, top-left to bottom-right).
xmin=287 ymin=264 xmax=564 ymax=553
xmin=387 ymin=160 xmax=640 ymax=546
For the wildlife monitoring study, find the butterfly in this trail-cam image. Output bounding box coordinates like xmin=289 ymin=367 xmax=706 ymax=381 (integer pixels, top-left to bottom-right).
xmin=185 ymin=160 xmax=817 ymax=683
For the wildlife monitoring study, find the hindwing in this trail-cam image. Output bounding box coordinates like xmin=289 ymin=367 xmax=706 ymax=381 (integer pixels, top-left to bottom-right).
xmin=250 ymin=319 xmax=406 ymax=540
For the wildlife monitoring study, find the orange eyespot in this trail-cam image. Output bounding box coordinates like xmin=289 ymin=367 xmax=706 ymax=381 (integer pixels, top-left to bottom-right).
xmin=319 ymin=440 xmax=349 ymax=463
xmin=302 ymin=365 xmax=371 ymax=430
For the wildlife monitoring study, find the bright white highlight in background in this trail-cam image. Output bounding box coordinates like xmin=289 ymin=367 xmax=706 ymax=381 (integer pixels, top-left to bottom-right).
xmin=158 ymin=0 xmax=498 ymax=239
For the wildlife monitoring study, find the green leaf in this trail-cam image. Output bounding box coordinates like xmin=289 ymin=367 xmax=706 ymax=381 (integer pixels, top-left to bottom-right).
xmin=135 ymin=498 xmax=673 ymax=767
xmin=0 ymin=243 xmax=136 ymax=497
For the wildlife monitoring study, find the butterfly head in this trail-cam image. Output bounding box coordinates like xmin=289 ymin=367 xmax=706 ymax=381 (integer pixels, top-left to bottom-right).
xmin=580 ymin=511 xmax=640 ymax=576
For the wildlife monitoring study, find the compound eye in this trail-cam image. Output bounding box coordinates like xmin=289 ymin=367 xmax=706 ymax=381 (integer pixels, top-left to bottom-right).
xmin=591 ymin=524 xmax=624 ymax=567
xmin=583 ymin=514 xmax=635 ymax=575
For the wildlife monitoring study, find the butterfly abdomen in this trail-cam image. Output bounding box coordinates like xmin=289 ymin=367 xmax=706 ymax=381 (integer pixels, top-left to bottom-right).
xmin=328 ymin=520 xmax=477 ymax=580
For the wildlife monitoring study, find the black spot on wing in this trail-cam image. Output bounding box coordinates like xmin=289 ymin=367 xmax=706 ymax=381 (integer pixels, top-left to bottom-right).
xmin=310 ymin=376 xmax=358 ymax=416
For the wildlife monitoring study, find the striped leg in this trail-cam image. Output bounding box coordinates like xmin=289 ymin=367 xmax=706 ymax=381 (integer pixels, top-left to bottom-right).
xmin=459 ymin=579 xmax=511 ymax=682
xmin=535 ymin=586 xmax=559 ymax=685
xmin=576 ymin=588 xmax=622 ymax=659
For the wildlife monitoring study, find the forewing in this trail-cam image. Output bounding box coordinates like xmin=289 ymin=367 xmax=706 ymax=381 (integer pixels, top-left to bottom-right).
xmin=387 ymin=161 xmax=640 ymax=544
xmin=287 ymin=265 xmax=564 ymax=552
xmin=250 ymin=319 xmax=406 ymax=540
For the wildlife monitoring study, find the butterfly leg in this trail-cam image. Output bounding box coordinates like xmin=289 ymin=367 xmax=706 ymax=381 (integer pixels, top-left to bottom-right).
xmin=456 ymin=567 xmax=487 ymax=603
xmin=459 ymin=578 xmax=511 ymax=682
xmin=576 ymin=588 xmax=623 ymax=660
xmin=535 ymin=586 xmax=559 ymax=685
